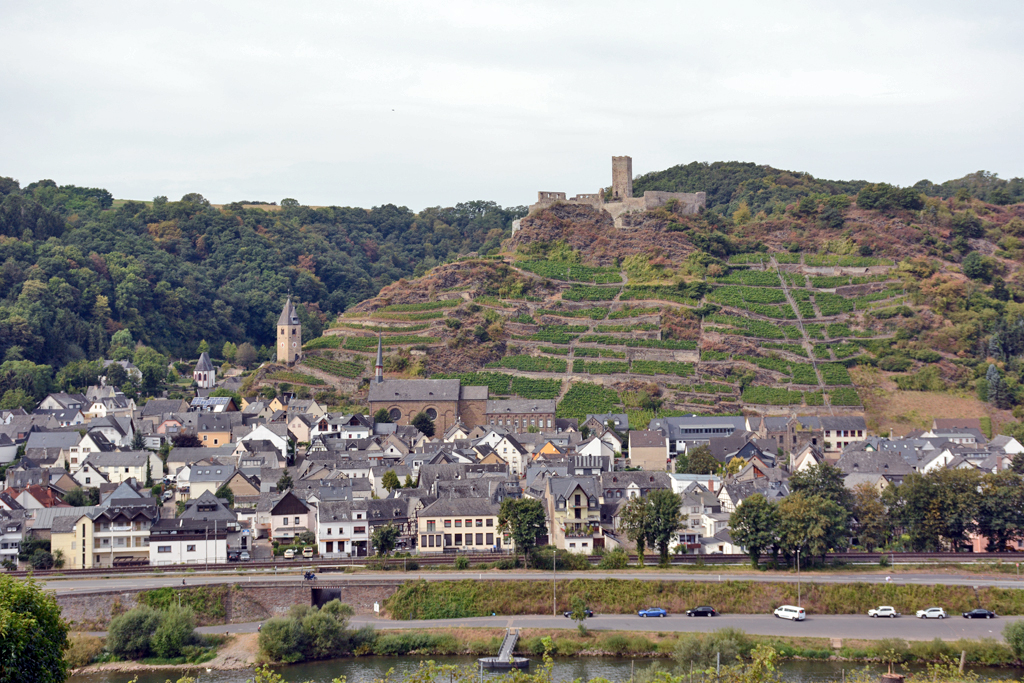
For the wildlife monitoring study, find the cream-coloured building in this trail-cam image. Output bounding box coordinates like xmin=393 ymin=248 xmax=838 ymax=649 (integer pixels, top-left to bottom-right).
xmin=50 ymin=484 xmax=159 ymax=568
xmin=415 ymin=498 xmax=505 ymax=553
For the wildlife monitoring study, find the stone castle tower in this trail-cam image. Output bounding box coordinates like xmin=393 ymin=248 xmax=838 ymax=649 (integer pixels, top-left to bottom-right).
xmin=611 ymin=156 xmax=633 ymax=200
xmin=276 ymin=298 xmax=302 ymax=365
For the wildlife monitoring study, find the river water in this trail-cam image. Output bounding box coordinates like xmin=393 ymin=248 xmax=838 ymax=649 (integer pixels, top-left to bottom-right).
xmin=69 ymin=656 xmax=1024 ymax=683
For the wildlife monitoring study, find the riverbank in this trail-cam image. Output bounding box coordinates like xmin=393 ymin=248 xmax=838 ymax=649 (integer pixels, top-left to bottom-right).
xmin=70 ymin=625 xmax=1024 ymax=674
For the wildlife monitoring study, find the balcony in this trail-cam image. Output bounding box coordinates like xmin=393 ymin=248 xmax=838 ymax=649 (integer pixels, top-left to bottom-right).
xmin=563 ymin=525 xmax=599 ymax=539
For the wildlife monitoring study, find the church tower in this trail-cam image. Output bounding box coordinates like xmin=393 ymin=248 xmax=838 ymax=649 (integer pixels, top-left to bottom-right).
xmin=375 ymin=335 xmax=384 ymax=384
xmin=277 ymin=298 xmax=302 ymax=365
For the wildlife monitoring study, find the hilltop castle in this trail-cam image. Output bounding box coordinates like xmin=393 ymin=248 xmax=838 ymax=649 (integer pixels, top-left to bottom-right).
xmin=519 ymin=156 xmax=706 ymax=229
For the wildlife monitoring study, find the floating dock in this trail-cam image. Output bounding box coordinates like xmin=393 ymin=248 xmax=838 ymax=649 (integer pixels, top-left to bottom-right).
xmin=478 ymin=628 xmax=530 ymax=670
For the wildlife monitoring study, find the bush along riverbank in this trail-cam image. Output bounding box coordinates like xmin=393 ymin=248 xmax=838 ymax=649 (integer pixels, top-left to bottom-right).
xmin=254 ymin=622 xmax=1024 ymax=670
xmin=385 ymin=579 xmax=1024 ymax=620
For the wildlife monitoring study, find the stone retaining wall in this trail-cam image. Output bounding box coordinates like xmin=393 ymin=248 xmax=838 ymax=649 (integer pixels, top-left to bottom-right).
xmin=56 ymin=580 xmax=404 ymax=629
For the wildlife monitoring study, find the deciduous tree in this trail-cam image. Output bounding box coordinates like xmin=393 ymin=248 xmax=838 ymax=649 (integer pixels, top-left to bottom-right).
xmin=0 ymin=575 xmax=70 ymax=682
xmin=498 ymin=497 xmax=546 ymax=567
xmin=729 ymin=493 xmax=778 ymax=566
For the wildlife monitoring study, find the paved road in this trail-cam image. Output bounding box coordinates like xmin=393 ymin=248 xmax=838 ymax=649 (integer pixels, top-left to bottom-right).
xmin=177 ymin=613 xmax=1021 ymax=642
xmin=42 ymin=569 xmax=1024 ymax=596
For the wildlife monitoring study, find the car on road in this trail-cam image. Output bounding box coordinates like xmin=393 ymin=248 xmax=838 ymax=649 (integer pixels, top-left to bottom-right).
xmin=868 ymin=606 xmax=900 ymax=618
xmin=963 ymin=609 xmax=996 ymax=619
xmin=283 ymin=548 xmax=295 ymax=560
xmin=916 ymin=607 xmax=947 ymax=619
xmin=773 ymin=605 xmax=806 ymax=621
xmin=563 ymin=609 xmax=595 ymax=618
xmin=638 ymin=607 xmax=668 ymax=618
xmin=686 ymin=606 xmax=718 ymax=617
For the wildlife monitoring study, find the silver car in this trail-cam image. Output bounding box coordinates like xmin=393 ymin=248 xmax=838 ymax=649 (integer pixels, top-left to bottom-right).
xmin=916 ymin=607 xmax=947 ymax=619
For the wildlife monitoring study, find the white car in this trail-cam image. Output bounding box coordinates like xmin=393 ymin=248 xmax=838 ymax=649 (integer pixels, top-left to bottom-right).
xmin=773 ymin=605 xmax=806 ymax=621
xmin=868 ymin=606 xmax=900 ymax=618
xmin=916 ymin=607 xmax=947 ymax=619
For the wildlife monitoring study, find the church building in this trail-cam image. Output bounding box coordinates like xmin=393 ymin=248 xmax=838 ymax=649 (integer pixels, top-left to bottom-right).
xmin=277 ymin=298 xmax=302 ymax=365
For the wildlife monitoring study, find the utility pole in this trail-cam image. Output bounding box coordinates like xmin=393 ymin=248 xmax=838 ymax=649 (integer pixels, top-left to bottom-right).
xmin=796 ymin=548 xmax=801 ymax=607
xmin=552 ymin=551 xmax=556 ymax=616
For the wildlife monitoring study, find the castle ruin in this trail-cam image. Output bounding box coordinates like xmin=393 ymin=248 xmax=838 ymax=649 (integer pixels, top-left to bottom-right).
xmin=520 ymin=156 xmax=706 ymax=230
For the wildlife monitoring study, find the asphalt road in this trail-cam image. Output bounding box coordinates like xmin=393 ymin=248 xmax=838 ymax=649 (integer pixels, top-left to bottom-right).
xmin=179 ymin=613 xmax=1020 ymax=641
xmin=41 ymin=569 xmax=1024 ymax=596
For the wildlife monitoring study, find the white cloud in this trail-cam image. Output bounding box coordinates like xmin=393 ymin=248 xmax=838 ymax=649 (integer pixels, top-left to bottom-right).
xmin=0 ymin=0 xmax=1021 ymax=208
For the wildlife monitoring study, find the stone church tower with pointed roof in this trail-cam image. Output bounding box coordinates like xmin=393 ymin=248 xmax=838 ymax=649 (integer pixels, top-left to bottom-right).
xmin=277 ymin=298 xmax=302 ymax=365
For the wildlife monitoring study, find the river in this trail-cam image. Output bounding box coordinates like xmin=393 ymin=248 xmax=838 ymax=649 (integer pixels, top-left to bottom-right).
xmin=69 ymin=656 xmax=1024 ymax=683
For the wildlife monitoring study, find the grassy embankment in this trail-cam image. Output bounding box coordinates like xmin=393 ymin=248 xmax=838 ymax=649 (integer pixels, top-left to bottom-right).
xmin=385 ymin=579 xmax=1024 ymax=619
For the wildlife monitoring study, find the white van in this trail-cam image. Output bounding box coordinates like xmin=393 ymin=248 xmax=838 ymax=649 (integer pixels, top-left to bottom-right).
xmin=773 ymin=605 xmax=806 ymax=621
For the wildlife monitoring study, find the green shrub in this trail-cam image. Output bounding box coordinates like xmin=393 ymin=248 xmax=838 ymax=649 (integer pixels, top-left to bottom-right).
xmin=66 ymin=634 xmax=104 ymax=668
xmin=1005 ymin=620 xmax=1024 ymax=660
xmin=455 ymin=556 xmax=469 ymax=570
xmin=150 ymin=606 xmax=196 ymax=659
xmin=257 ymin=599 xmax=356 ymax=663
xmin=107 ymin=606 xmax=164 ymax=659
xmin=598 ymin=548 xmax=629 ymax=570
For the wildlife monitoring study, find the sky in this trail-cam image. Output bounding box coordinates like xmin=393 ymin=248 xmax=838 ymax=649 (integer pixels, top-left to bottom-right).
xmin=1 ymin=1 xmax=1022 ymax=210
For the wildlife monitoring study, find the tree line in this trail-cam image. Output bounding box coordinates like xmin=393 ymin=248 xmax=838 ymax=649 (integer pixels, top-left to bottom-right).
xmin=0 ymin=177 xmax=525 ymax=370
xmin=731 ymin=462 xmax=1024 ymax=566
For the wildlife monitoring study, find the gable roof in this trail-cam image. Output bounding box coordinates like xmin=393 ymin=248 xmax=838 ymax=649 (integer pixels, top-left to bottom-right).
xmin=368 ymin=379 xmax=461 ymax=402
xmin=278 ymin=298 xmax=300 ymax=326
xmin=194 ymin=352 xmax=214 ymax=372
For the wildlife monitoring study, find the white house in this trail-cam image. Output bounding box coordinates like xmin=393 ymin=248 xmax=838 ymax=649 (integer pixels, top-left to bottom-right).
xmin=316 ymin=500 xmax=370 ymax=557
xmin=238 ymin=423 xmax=290 ymax=456
xmin=149 ymin=518 xmax=227 ymax=566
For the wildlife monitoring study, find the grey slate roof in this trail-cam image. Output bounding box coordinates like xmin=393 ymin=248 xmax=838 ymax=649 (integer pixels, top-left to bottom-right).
xmin=418 ymin=497 xmax=499 ymax=517
xmin=586 ymin=413 xmax=630 ymax=431
xmin=278 ymin=298 xmax=300 ymax=326
xmin=195 ymin=352 xmax=214 ymax=372
xmin=84 ymin=451 xmax=148 ymax=468
xmin=368 ymin=379 xmax=461 ymax=402
xmin=486 ymin=399 xmax=556 ymax=415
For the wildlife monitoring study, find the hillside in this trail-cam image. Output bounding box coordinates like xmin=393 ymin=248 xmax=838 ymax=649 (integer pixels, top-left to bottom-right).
xmin=0 ymin=179 xmax=523 ymax=368
xmin=297 ymin=184 xmax=1024 ymax=436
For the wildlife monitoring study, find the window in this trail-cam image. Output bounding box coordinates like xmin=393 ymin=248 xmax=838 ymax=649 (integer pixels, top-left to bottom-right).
xmin=486 ymin=519 xmax=493 ymax=527
xmin=476 ymin=519 xmax=483 ymax=527
xmin=354 ymin=526 xmax=365 ymax=533
xmin=444 ymin=534 xmax=452 ymax=546
xmin=444 ymin=520 xmax=451 ymax=528
xmin=476 ymin=533 xmax=483 ymax=545
xmin=454 ymin=520 xmax=462 ymax=528
xmin=465 ymin=534 xmax=473 ymax=546
xmin=465 ymin=519 xmax=472 ymax=527
xmin=421 ymin=535 xmax=427 ymax=547
xmin=486 ymin=533 xmax=493 ymax=545
xmin=85 ymin=477 xmax=91 ymax=484
xmin=326 ymin=528 xmax=332 ymax=535
xmin=426 ymin=408 xmax=437 ymax=420
xmin=187 ymin=544 xmax=196 ymax=552
xmin=389 ymin=408 xmax=402 ymax=421
xmin=282 ymin=518 xmax=289 ymax=526
xmin=294 ymin=517 xmax=301 ymax=525
xmin=124 ymin=467 xmax=129 ymax=473
xmin=427 ymin=521 xmax=436 ymax=532
xmin=158 ymin=546 xmax=171 ymax=553
xmin=455 ymin=534 xmax=462 ymax=545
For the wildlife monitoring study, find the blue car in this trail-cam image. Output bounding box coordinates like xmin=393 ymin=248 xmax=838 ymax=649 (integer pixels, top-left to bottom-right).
xmin=638 ymin=607 xmax=668 ymax=618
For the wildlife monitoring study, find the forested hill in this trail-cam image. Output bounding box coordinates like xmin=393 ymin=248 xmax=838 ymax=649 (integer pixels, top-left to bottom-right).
xmin=0 ymin=177 xmax=524 ymax=367
xmin=633 ymin=162 xmax=1024 ymax=216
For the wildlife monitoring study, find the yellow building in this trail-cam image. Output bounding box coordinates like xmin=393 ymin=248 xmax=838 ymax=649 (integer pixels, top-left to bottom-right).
xmin=416 ymin=498 xmax=507 ymax=553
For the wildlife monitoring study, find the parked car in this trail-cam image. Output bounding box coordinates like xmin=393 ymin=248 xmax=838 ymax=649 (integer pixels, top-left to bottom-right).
xmin=868 ymin=606 xmax=900 ymax=618
xmin=239 ymin=551 xmax=250 ymax=561
xmin=686 ymin=606 xmax=718 ymax=617
xmin=563 ymin=609 xmax=595 ymax=618
xmin=302 ymin=546 xmax=314 ymax=559
xmin=963 ymin=609 xmax=996 ymax=619
xmin=916 ymin=607 xmax=947 ymax=619
xmin=773 ymin=605 xmax=806 ymax=621
xmin=227 ymin=552 xmax=239 ymax=562
xmin=284 ymin=548 xmax=295 ymax=559
xmin=638 ymin=607 xmax=668 ymax=618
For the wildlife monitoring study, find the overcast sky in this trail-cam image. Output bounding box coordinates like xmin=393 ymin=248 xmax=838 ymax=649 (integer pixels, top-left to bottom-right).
xmin=2 ymin=1 xmax=1022 ymax=210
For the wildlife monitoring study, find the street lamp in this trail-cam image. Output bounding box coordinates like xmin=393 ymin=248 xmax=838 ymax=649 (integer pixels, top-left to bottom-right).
xmin=796 ymin=548 xmax=801 ymax=607
xmin=552 ymin=551 xmax=556 ymax=616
